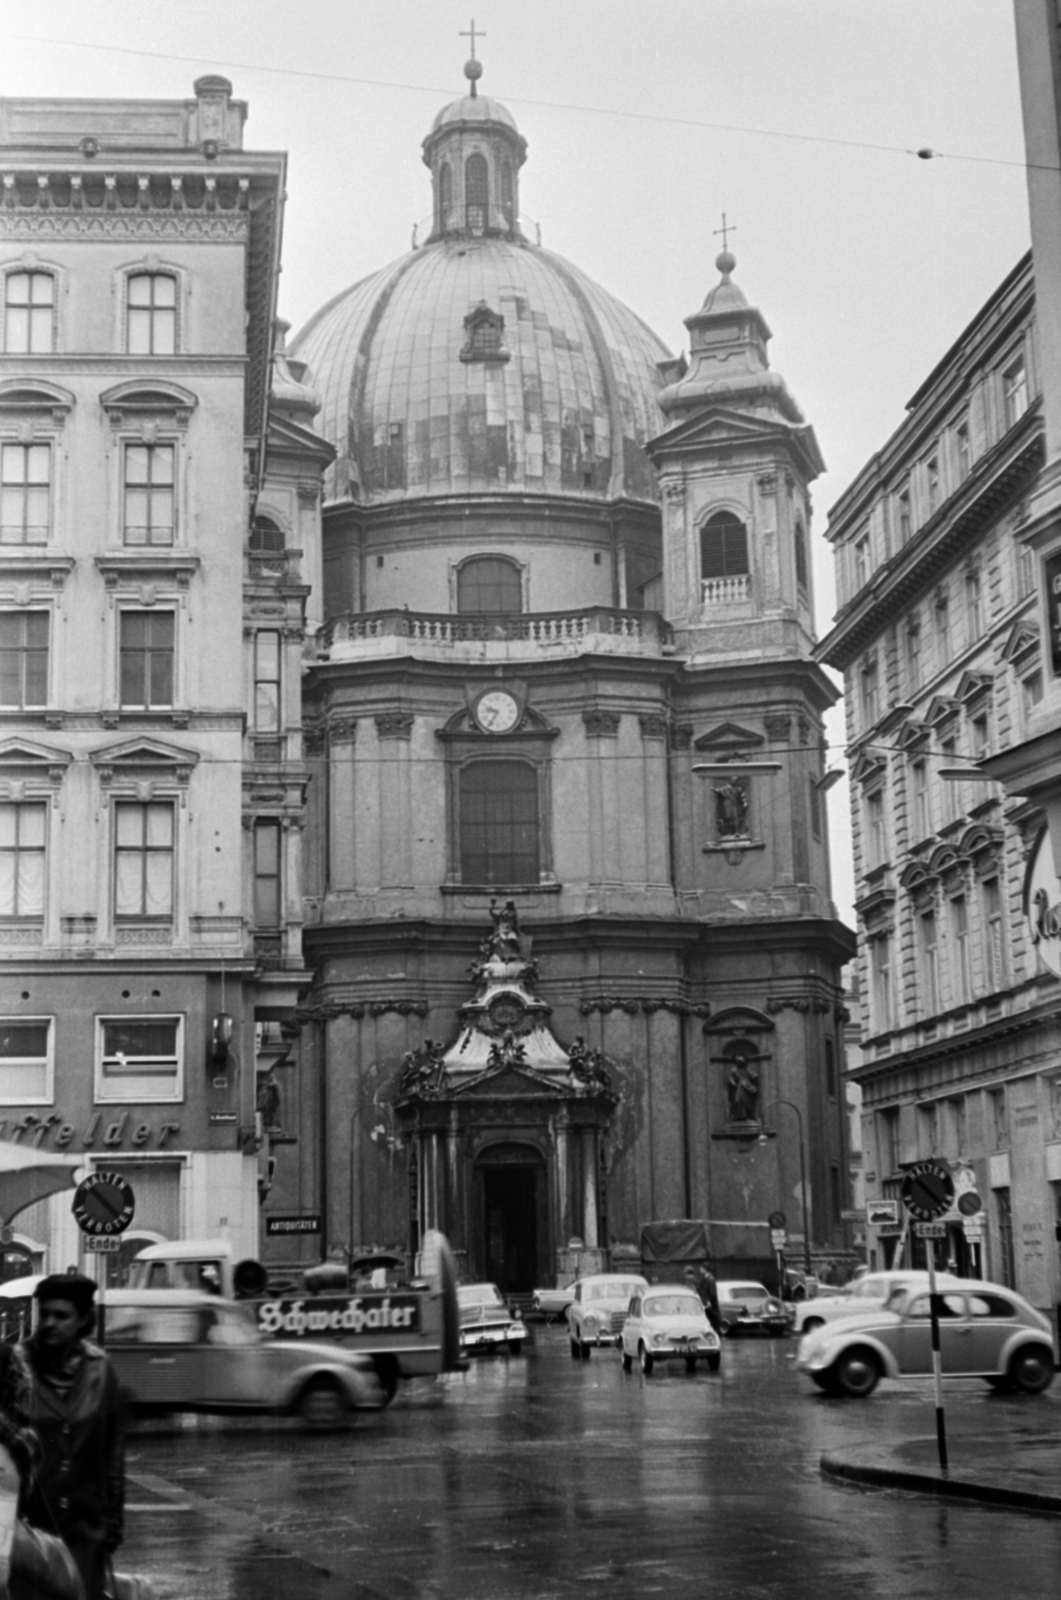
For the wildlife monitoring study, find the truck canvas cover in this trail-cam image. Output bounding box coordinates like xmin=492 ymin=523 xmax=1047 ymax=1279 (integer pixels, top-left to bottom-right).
xmin=640 ymin=1221 xmax=710 ymax=1264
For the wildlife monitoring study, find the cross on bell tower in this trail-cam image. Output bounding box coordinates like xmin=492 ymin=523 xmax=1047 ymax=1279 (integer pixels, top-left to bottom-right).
xmin=460 ymin=19 xmax=486 ymax=96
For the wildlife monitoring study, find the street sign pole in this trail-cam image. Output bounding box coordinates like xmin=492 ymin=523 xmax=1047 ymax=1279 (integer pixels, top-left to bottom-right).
xmin=901 ymin=1162 xmax=955 ymax=1479
xmin=926 ymin=1235 xmax=948 ymax=1475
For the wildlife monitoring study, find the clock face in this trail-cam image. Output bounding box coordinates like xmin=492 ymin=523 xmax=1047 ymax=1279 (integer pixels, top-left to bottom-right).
xmin=475 ymin=689 xmax=520 ymax=734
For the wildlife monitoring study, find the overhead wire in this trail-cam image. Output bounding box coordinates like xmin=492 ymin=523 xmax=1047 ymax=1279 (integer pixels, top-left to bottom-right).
xmin=0 ymin=29 xmax=1044 ymax=173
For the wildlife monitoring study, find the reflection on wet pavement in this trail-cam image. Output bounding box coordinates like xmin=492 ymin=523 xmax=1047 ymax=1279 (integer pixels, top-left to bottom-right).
xmin=122 ymin=1326 xmax=1061 ymax=1599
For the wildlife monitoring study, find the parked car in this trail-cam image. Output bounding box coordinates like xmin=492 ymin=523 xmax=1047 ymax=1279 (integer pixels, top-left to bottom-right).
xmin=715 ymin=1280 xmax=789 ymax=1336
xmin=796 ymin=1278 xmax=1056 ymax=1397
xmin=532 ymin=1284 xmax=575 ymax=1321
xmin=792 ymin=1269 xmax=960 ymax=1337
xmin=102 ymin=1291 xmax=382 ymax=1426
xmin=567 ymin=1273 xmax=648 ymax=1357
xmin=457 ymin=1283 xmax=527 ymax=1354
xmin=620 ymin=1286 xmax=722 ymax=1375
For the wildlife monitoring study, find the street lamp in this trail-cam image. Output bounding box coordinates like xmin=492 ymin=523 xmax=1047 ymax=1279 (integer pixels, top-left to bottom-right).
xmin=758 ymin=1097 xmax=812 ymax=1276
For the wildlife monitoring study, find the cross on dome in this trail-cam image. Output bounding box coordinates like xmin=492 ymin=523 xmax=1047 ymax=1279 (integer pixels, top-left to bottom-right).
xmin=460 ymin=18 xmax=486 ymax=96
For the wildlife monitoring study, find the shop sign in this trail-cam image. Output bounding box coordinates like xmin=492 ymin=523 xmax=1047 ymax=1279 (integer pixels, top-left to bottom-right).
xmin=867 ymin=1198 xmax=899 ymax=1226
xmin=1025 ymin=826 xmax=1061 ymax=979
xmin=265 ymin=1215 xmax=321 ymax=1237
xmin=0 ymin=1111 xmax=181 ymax=1151
xmin=256 ymin=1294 xmax=422 ymax=1338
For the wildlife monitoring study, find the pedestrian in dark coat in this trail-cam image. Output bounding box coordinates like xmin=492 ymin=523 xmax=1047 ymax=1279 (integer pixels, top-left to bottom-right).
xmin=0 ymin=1340 xmax=84 ymax=1600
xmin=19 ymin=1276 xmax=124 ymax=1600
xmin=685 ymin=1266 xmax=722 ymax=1335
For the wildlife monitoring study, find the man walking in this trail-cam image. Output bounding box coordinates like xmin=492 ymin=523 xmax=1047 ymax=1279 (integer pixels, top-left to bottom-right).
xmin=20 ymin=1275 xmax=124 ymax=1600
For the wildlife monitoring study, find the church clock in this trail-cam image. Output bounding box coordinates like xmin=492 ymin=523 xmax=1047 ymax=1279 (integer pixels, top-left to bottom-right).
xmin=473 ymin=688 xmax=521 ymax=734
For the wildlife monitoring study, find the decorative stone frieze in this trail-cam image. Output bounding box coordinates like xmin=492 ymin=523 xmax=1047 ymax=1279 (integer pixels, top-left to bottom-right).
xmin=375 ymin=713 xmax=414 ymax=740
xmin=582 ymin=709 xmax=621 ymax=738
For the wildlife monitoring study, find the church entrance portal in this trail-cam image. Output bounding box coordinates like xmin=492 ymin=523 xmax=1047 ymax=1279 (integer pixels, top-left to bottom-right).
xmin=477 ymin=1149 xmax=542 ymax=1294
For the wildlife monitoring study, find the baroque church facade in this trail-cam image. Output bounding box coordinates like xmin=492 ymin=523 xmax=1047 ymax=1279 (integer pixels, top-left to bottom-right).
xmin=278 ymin=60 xmax=856 ymax=1291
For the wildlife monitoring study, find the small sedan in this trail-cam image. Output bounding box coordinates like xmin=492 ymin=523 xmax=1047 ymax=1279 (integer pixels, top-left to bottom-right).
xmin=457 ymin=1283 xmax=527 ymax=1354
xmin=567 ymin=1274 xmax=648 ymax=1357
xmin=716 ymin=1280 xmax=789 ymax=1337
xmin=103 ymin=1291 xmax=381 ymax=1427
xmin=796 ymin=1279 xmax=1056 ymax=1398
xmin=620 ymin=1288 xmax=722 ymax=1375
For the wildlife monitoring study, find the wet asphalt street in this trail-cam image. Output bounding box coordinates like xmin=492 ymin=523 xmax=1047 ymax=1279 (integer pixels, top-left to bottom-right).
xmin=121 ymin=1324 xmax=1061 ymax=1600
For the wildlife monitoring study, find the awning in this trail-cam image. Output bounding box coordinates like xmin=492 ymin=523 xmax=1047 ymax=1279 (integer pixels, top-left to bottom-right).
xmin=0 ymin=1140 xmax=84 ymax=1228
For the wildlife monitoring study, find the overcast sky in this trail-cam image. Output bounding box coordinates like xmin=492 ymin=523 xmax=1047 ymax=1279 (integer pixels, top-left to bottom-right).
xmin=0 ymin=1 xmax=1034 ymax=918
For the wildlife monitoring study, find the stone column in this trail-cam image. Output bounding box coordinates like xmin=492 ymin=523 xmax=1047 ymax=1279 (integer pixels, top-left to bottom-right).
xmin=582 ymin=1128 xmax=599 ymax=1247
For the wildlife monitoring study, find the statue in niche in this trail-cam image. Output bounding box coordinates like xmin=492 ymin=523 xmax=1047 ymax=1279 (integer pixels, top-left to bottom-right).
xmin=488 ymin=897 xmax=522 ymax=960
xmin=725 ymin=1046 xmax=760 ymax=1124
xmin=715 ymin=774 xmax=749 ymax=840
xmin=256 ymin=1072 xmax=282 ymax=1132
xmin=399 ymin=1038 xmax=447 ymax=1096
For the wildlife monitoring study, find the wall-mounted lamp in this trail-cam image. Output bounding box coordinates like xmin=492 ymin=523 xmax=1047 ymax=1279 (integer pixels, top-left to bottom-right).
xmin=814 ymin=769 xmax=845 ymax=793
xmin=211 ymin=1012 xmax=233 ymax=1064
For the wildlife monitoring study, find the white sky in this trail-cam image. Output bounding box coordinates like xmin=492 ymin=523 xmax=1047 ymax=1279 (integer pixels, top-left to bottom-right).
xmin=0 ymin=0 xmax=1034 ymax=919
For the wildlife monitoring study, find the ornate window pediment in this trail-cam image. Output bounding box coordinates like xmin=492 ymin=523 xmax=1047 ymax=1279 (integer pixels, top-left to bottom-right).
xmin=1001 ymin=618 xmax=1039 ymax=666
xmin=703 ymin=1006 xmax=774 ymax=1037
xmin=90 ymin=736 xmax=197 ymax=795
xmin=0 ymin=379 xmax=74 ymax=422
xmin=693 ymin=722 xmax=763 ymax=753
xmin=0 ymin=736 xmax=71 ymax=790
xmin=898 ymin=719 xmax=930 ymax=751
xmin=100 ymin=380 xmax=197 ymax=427
xmin=956 ymin=669 xmax=993 ymax=706
xmin=924 ymin=695 xmax=961 ymax=728
xmin=851 ymin=749 xmax=887 ymax=785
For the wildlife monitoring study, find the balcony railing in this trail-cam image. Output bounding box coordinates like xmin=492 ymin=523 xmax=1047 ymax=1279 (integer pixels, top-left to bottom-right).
xmin=316 ymin=606 xmax=674 ymax=660
xmin=701 ymin=574 xmax=750 ymax=606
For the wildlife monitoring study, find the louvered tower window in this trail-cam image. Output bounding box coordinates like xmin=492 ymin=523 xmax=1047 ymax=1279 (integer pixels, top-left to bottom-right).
xmin=700 ymin=512 xmax=748 ymax=580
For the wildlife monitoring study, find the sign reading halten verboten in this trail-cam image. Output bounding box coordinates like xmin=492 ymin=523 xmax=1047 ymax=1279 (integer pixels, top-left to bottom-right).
xmin=901 ymin=1161 xmax=954 ymax=1222
xmin=72 ymin=1171 xmax=136 ymax=1236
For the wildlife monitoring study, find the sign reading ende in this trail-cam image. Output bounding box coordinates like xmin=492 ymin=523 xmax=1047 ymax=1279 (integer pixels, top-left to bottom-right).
xmin=255 ymin=1294 xmax=422 ymax=1339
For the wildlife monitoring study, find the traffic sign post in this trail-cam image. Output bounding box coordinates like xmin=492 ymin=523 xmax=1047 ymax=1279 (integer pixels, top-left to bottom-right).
xmin=71 ymin=1172 xmax=136 ymax=1238
xmin=901 ymin=1161 xmax=953 ymax=1475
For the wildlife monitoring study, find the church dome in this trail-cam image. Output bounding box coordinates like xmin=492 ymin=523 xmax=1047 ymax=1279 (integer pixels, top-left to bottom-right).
xmin=290 ymin=68 xmax=670 ymax=509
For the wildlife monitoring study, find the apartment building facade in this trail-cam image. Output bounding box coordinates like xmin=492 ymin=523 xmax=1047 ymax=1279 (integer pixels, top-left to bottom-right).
xmin=0 ymin=79 xmax=317 ymax=1278
xmin=818 ymin=253 xmax=1061 ymax=1307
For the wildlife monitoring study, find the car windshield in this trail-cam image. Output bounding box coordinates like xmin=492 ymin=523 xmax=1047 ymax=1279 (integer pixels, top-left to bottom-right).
xmin=588 ymin=1282 xmax=640 ymax=1301
xmin=725 ymin=1286 xmax=767 ymax=1301
xmin=458 ymin=1285 xmax=503 ymax=1307
xmin=644 ymin=1294 xmax=702 ymax=1318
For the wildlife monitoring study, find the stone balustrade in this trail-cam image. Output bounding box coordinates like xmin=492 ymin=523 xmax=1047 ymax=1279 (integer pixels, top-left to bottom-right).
xmin=701 ymin=574 xmax=750 ymax=606
xmin=316 ymin=606 xmax=674 ymax=660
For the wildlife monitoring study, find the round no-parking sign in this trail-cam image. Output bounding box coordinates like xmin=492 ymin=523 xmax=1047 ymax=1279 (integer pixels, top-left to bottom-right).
xmin=901 ymin=1161 xmax=954 ymax=1222
xmin=71 ymin=1172 xmax=136 ymax=1236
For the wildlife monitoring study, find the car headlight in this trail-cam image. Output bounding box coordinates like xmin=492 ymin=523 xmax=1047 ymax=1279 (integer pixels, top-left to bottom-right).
xmin=584 ymin=1313 xmax=599 ymax=1330
xmin=765 ymin=1300 xmax=782 ymax=1314
xmin=652 ymin=1334 xmax=669 ymax=1348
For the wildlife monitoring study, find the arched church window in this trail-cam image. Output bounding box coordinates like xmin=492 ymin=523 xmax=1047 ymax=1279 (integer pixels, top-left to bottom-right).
xmin=249 ymin=515 xmax=284 ymax=554
xmin=465 ymin=153 xmax=489 ymax=234
xmin=794 ymin=518 xmax=808 ymax=593
xmin=459 ymin=759 xmax=540 ymax=885
xmin=700 ymin=512 xmax=748 ymax=580
xmin=500 ymin=162 xmax=514 ymax=229
xmin=438 ymin=163 xmax=452 ymax=229
xmin=457 ymin=556 xmax=522 ymax=615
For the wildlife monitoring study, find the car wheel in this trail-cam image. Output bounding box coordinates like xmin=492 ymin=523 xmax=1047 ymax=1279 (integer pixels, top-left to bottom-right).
xmin=1009 ymin=1345 xmax=1055 ymax=1394
xmin=985 ymin=1375 xmax=1013 ymax=1393
xmin=832 ymin=1348 xmax=881 ymax=1399
xmin=621 ymin=1345 xmax=633 ymax=1371
xmin=801 ymin=1316 xmax=824 ymax=1334
xmin=569 ymin=1336 xmax=580 ymax=1360
xmin=768 ymin=1325 xmax=786 ymax=1338
xmin=639 ymin=1344 xmax=654 ymax=1376
xmin=508 ymin=1338 xmax=524 ymax=1356
xmin=374 ymin=1356 xmax=400 ymax=1406
xmin=811 ymin=1371 xmax=840 ymax=1395
xmin=706 ymin=1353 xmax=721 ymax=1373
xmin=580 ymin=1335 xmax=591 ymax=1361
xmin=297 ymin=1378 xmax=349 ymax=1430
xmin=684 ymin=1356 xmax=697 ymax=1372
xmin=720 ymin=1319 xmax=736 ymax=1338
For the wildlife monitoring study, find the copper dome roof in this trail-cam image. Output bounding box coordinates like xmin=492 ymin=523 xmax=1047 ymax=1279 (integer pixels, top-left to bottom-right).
xmin=291 ymin=235 xmax=671 ymax=507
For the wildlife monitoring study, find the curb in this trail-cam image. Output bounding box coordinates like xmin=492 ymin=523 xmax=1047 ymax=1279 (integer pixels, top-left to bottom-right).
xmin=820 ymin=1450 xmax=1061 ymax=1516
